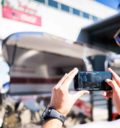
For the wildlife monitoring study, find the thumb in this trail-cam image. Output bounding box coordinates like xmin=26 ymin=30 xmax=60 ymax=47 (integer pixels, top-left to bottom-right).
xmin=106 ymin=79 xmax=119 ymax=91
xmin=74 ymin=90 xmax=89 ymax=101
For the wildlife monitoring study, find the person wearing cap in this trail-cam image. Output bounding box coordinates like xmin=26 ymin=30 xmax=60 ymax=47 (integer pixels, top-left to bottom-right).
xmin=41 ymin=68 xmax=120 ymax=128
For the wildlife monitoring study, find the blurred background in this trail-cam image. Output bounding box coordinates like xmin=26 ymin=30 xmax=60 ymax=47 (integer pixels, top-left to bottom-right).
xmin=0 ymin=0 xmax=120 ymax=127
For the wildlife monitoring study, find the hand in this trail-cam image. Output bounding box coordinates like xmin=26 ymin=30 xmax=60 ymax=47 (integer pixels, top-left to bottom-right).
xmin=49 ymin=68 xmax=89 ymax=116
xmin=105 ymin=68 xmax=120 ymax=114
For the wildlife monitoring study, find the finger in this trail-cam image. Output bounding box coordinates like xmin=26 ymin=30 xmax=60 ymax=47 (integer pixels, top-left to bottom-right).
xmin=55 ymin=73 xmax=68 ymax=88
xmin=106 ymin=79 xmax=119 ymax=91
xmin=74 ymin=90 xmax=89 ymax=101
xmin=108 ymin=68 xmax=120 ymax=87
xmin=103 ymin=95 xmax=109 ymax=100
xmin=102 ymin=91 xmax=108 ymax=99
xmin=61 ymin=68 xmax=78 ymax=89
xmin=66 ymin=68 xmax=78 ymax=78
xmin=102 ymin=91 xmax=113 ymax=99
xmin=102 ymin=91 xmax=107 ymax=97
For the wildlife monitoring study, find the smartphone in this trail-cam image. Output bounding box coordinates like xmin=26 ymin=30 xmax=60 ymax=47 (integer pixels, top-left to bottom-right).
xmin=74 ymin=71 xmax=112 ymax=91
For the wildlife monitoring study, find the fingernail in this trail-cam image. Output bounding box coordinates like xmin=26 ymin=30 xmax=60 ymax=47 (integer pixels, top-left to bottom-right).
xmin=108 ymin=68 xmax=113 ymax=72
xmin=105 ymin=79 xmax=110 ymax=82
xmin=65 ymin=73 xmax=68 ymax=76
xmin=74 ymin=67 xmax=78 ymax=72
xmin=85 ymin=91 xmax=90 ymax=94
xmin=83 ymin=90 xmax=90 ymax=95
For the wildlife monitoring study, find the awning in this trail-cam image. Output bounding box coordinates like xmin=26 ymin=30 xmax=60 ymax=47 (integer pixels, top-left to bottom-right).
xmin=2 ymin=32 xmax=105 ymax=79
xmin=2 ymin=32 xmax=106 ymax=94
xmin=3 ymin=32 xmax=105 ymax=60
xmin=77 ymin=13 xmax=120 ymax=53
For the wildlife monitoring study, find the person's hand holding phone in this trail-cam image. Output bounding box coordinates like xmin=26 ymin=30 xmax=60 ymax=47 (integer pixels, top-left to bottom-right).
xmin=104 ymin=68 xmax=120 ymax=114
xmin=43 ymin=68 xmax=89 ymax=128
xmin=49 ymin=68 xmax=89 ymax=116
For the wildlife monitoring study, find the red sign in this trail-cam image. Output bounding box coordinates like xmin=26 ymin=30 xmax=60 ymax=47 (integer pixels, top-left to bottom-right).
xmin=2 ymin=6 xmax=42 ymax=26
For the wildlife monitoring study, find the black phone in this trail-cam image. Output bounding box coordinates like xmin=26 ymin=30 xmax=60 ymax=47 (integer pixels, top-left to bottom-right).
xmin=74 ymin=71 xmax=112 ymax=91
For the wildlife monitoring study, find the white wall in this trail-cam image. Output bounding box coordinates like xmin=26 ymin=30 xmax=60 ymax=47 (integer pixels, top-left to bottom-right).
xmin=0 ymin=1 xmax=93 ymax=42
xmin=0 ymin=0 xmax=118 ymax=42
xmin=38 ymin=4 xmax=93 ymax=42
xmin=56 ymin=0 xmax=117 ymax=18
xmin=10 ymin=83 xmax=54 ymax=94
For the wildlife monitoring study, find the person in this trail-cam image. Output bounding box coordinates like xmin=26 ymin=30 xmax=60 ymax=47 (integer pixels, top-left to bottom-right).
xmin=103 ymin=68 xmax=120 ymax=114
xmin=42 ymin=68 xmax=120 ymax=128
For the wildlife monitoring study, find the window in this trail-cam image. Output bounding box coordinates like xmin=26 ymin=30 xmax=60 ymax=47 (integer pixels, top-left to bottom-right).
xmin=83 ymin=12 xmax=89 ymax=19
xmin=34 ymin=0 xmax=45 ymax=4
xmin=72 ymin=8 xmax=80 ymax=16
xmin=61 ymin=4 xmax=69 ymax=12
xmin=93 ymin=16 xmax=99 ymax=21
xmin=48 ymin=0 xmax=58 ymax=8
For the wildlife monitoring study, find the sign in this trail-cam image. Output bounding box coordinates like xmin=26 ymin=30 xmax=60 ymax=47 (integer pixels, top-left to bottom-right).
xmin=114 ymin=29 xmax=120 ymax=47
xmin=2 ymin=0 xmax=42 ymax=26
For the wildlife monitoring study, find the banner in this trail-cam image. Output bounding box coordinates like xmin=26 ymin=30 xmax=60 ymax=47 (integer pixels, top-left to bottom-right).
xmin=2 ymin=0 xmax=42 ymax=26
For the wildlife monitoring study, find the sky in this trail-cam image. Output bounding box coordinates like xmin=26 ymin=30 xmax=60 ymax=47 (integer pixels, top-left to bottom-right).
xmin=96 ymin=0 xmax=120 ymax=10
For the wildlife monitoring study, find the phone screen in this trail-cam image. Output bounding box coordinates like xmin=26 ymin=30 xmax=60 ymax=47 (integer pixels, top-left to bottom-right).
xmin=74 ymin=71 xmax=112 ymax=91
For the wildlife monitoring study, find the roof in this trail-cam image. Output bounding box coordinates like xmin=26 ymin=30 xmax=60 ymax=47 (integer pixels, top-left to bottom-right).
xmin=77 ymin=13 xmax=120 ymax=53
